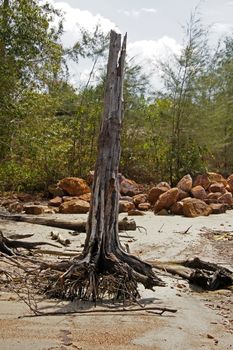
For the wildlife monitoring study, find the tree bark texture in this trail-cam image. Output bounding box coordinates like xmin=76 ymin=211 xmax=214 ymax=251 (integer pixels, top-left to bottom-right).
xmin=37 ymin=31 xmax=164 ymax=302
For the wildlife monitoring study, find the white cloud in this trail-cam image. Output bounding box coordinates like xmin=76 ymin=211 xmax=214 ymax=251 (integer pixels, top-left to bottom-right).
xmin=119 ymin=8 xmax=157 ymax=18
xmin=212 ymin=22 xmax=233 ymax=35
xmin=128 ymin=36 xmax=181 ymax=64
xmin=48 ymin=1 xmax=179 ymax=88
xmin=128 ymin=37 xmax=182 ymax=87
xmin=50 ymin=1 xmax=120 ymax=48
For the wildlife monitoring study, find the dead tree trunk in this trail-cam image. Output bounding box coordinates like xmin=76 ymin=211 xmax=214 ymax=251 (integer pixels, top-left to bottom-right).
xmin=44 ymin=31 xmax=164 ymax=301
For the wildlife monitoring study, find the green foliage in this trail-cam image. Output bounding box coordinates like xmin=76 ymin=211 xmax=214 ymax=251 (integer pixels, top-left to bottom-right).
xmin=0 ymin=2 xmax=233 ymax=191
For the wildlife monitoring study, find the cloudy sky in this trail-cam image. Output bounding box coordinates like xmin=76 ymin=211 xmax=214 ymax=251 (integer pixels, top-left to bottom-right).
xmin=51 ymin=0 xmax=233 ymax=87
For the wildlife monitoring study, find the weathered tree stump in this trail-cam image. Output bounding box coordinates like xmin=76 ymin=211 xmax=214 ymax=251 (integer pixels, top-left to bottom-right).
xmin=44 ymin=31 xmax=164 ymax=301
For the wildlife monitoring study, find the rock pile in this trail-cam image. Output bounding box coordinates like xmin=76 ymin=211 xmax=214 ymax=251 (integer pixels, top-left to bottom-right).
xmin=0 ymin=173 xmax=233 ymax=218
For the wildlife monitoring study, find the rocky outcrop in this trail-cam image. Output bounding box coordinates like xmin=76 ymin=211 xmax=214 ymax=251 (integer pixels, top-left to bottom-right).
xmin=119 ymin=178 xmax=141 ymax=196
xmin=154 ymin=188 xmax=179 ymax=213
xmin=48 ymin=196 xmax=62 ymax=207
xmin=59 ymin=199 xmax=90 ymax=214
xmin=58 ymin=177 xmax=90 ymax=196
xmin=191 ymin=186 xmax=207 ymax=200
xmin=177 ymin=174 xmax=192 ymax=192
xmin=148 ymin=185 xmax=168 ymax=205
xmin=133 ymin=194 xmax=147 ymax=206
xmin=24 ymin=205 xmax=47 ymax=215
xmin=119 ymin=200 xmax=135 ymax=213
xmin=183 ymin=198 xmax=212 ymax=218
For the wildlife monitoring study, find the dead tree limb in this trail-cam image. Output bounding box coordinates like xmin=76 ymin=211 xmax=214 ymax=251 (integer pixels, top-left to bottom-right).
xmin=0 ymin=213 xmax=136 ymax=232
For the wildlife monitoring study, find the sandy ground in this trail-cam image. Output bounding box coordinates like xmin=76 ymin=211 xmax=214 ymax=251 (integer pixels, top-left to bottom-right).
xmin=0 ymin=211 xmax=233 ymax=350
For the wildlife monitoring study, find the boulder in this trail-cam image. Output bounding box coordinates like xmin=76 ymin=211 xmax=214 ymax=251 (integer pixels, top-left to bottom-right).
xmin=138 ymin=202 xmax=151 ymax=211
xmin=23 ymin=205 xmax=47 ymax=215
xmin=148 ymin=186 xmax=168 ymax=205
xmin=154 ymin=188 xmax=179 ymax=213
xmin=209 ymin=182 xmax=226 ymax=194
xmin=59 ymin=199 xmax=90 ymax=214
xmin=157 ymin=182 xmax=171 ymax=190
xmin=48 ymin=196 xmax=62 ymax=207
xmin=193 ymin=174 xmax=211 ymax=190
xmin=183 ymin=198 xmax=212 ymax=218
xmin=170 ymin=201 xmax=184 ymax=216
xmin=207 ymin=172 xmax=227 ymax=187
xmin=177 ymin=189 xmax=190 ymax=201
xmin=79 ymin=193 xmax=92 ymax=202
xmin=209 ymin=203 xmax=227 ymax=214
xmin=218 ymin=192 xmax=233 ymax=206
xmin=58 ymin=177 xmax=90 ymax=196
xmin=207 ymin=192 xmax=222 ymax=201
xmin=177 ymin=174 xmax=192 ymax=192
xmin=191 ymin=186 xmax=207 ymax=200
xmin=120 ymin=178 xmax=141 ymax=196
xmin=133 ymin=193 xmax=147 ymax=206
xmin=128 ymin=209 xmax=145 ymax=216
xmin=119 ymin=201 xmax=135 ymax=213
xmin=227 ymin=174 xmax=233 ymax=193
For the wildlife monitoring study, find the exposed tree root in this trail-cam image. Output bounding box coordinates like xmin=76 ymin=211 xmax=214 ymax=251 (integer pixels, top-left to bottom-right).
xmin=0 ymin=230 xmax=60 ymax=256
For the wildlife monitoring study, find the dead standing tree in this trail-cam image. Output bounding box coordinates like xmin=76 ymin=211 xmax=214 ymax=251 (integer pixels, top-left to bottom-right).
xmin=51 ymin=30 xmax=164 ymax=301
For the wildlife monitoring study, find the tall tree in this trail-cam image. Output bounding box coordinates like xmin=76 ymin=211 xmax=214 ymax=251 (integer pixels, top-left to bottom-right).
xmin=0 ymin=0 xmax=63 ymax=159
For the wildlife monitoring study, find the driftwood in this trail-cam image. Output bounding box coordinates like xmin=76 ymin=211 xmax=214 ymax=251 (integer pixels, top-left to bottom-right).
xmin=149 ymin=257 xmax=233 ymax=291
xmin=0 ymin=230 xmax=60 ymax=256
xmin=0 ymin=213 xmax=136 ymax=232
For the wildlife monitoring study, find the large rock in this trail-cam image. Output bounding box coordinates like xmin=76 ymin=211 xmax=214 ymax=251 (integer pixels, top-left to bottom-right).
xmin=148 ymin=186 xmax=168 ymax=205
xmin=177 ymin=174 xmax=192 ymax=192
xmin=120 ymin=178 xmax=141 ymax=197
xmin=58 ymin=177 xmax=90 ymax=197
xmin=218 ymin=192 xmax=233 ymax=206
xmin=209 ymin=203 xmax=227 ymax=214
xmin=133 ymin=193 xmax=147 ymax=206
xmin=48 ymin=196 xmax=62 ymax=207
xmin=191 ymin=186 xmax=207 ymax=200
xmin=138 ymin=202 xmax=151 ymax=211
xmin=207 ymin=172 xmax=227 ymax=187
xmin=193 ymin=174 xmax=211 ymax=190
xmin=177 ymin=189 xmax=190 ymax=201
xmin=209 ymin=182 xmax=226 ymax=194
xmin=207 ymin=192 xmax=222 ymax=201
xmin=154 ymin=188 xmax=179 ymax=213
xmin=194 ymin=172 xmax=227 ymax=189
xmin=59 ymin=199 xmax=90 ymax=214
xmin=79 ymin=193 xmax=92 ymax=202
xmin=119 ymin=200 xmax=135 ymax=213
xmin=24 ymin=205 xmax=47 ymax=215
xmin=170 ymin=201 xmax=184 ymax=215
xmin=183 ymin=198 xmax=212 ymax=218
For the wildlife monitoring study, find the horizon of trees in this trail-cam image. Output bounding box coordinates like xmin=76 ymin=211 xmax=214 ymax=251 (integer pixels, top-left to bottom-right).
xmin=0 ymin=0 xmax=232 ymax=192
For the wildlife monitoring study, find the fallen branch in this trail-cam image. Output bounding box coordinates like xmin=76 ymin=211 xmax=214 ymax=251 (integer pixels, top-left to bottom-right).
xmin=149 ymin=257 xmax=233 ymax=290
xmin=19 ymin=305 xmax=177 ymax=318
xmin=0 ymin=214 xmax=136 ymax=232
xmin=0 ymin=230 xmax=60 ymax=255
